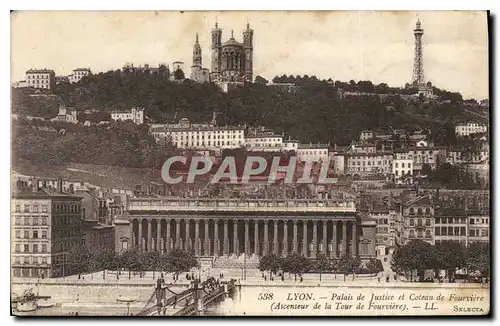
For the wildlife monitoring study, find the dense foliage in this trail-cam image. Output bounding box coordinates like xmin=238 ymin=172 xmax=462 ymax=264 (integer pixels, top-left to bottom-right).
xmin=12 ymin=118 xmax=172 ymax=168
xmin=13 ymin=70 xmax=480 ymax=146
xmin=391 ymin=240 xmax=489 ymax=282
xmin=66 ymin=246 xmax=198 ymax=278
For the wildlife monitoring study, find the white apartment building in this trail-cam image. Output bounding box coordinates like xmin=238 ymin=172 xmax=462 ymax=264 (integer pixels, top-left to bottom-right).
xmin=111 ymin=107 xmax=144 ymax=125
xmin=68 ymin=68 xmax=91 ymax=84
xmin=359 ymin=130 xmax=374 ymax=142
xmin=296 ymin=143 xmax=329 ymax=163
xmin=455 ymin=121 xmax=487 ymax=137
xmin=392 ymin=159 xmax=413 ymax=178
xmin=245 ymin=134 xmax=283 ymax=152
xmin=400 ymin=146 xmax=446 ymax=174
xmin=345 ymin=152 xmax=393 ymax=176
xmin=150 ymin=118 xmax=245 ymax=150
xmin=282 ymin=139 xmax=299 ymax=152
xmin=51 ymin=106 xmax=78 ymax=124
xmin=434 ymin=215 xmax=489 ymax=246
xmin=25 ymin=69 xmax=56 ymax=91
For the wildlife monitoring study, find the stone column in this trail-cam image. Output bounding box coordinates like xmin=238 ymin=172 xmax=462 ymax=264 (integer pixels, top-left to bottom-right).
xmin=351 ymin=222 xmax=357 ymax=257
xmin=156 ymin=219 xmax=162 ymax=251
xmin=244 ymin=219 xmax=249 ymax=255
xmin=263 ymin=220 xmax=269 ymax=255
xmin=283 ymin=220 xmax=288 ymax=256
xmin=342 ymin=221 xmax=347 ymax=256
xmin=293 ymin=220 xmax=298 ymax=253
xmin=195 ymin=220 xmax=200 ymax=256
xmin=185 ymin=219 xmax=190 ymax=251
xmin=303 ymin=220 xmax=308 ymax=257
xmin=214 ymin=220 xmax=219 ymax=256
xmin=254 ymin=220 xmax=259 ymax=255
xmin=147 ymin=219 xmax=152 ymax=252
xmin=332 ymin=221 xmax=337 ymax=258
xmin=312 ymin=220 xmax=318 ymax=258
xmin=322 ymin=220 xmax=327 ymax=255
xmin=166 ymin=219 xmax=171 ymax=253
xmin=223 ymin=219 xmax=229 ymax=255
xmin=138 ymin=218 xmax=143 ymax=252
xmin=204 ymin=220 xmax=210 ymax=256
xmin=233 ymin=219 xmax=239 ymax=255
xmin=175 ymin=219 xmax=181 ymax=249
xmin=129 ymin=218 xmax=134 ymax=248
xmin=273 ymin=220 xmax=279 ymax=255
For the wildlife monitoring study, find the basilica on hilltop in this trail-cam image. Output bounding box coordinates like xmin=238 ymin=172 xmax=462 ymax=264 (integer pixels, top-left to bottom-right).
xmin=190 ymin=22 xmax=254 ymax=92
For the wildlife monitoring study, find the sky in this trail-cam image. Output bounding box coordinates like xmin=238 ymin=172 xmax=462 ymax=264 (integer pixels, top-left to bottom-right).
xmin=11 ymin=11 xmax=489 ymax=99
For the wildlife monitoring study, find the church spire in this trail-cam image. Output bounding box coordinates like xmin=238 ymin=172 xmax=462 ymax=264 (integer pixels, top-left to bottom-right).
xmin=192 ymin=33 xmax=202 ymax=67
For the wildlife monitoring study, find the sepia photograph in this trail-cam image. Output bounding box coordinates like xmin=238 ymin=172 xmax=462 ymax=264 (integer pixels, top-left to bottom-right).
xmin=10 ymin=10 xmax=490 ymax=317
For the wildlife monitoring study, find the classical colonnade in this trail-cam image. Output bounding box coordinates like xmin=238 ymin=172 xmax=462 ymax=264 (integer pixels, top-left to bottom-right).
xmin=129 ymin=217 xmax=358 ymax=258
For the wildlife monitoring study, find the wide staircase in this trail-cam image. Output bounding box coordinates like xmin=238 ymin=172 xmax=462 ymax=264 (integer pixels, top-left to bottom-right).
xmin=212 ymin=254 xmax=260 ymax=269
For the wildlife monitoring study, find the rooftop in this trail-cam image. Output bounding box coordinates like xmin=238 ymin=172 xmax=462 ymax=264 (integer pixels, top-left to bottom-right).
xmin=26 ymin=69 xmax=55 ymax=74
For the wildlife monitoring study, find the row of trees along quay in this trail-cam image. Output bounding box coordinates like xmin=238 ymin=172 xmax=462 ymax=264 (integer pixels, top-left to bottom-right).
xmin=258 ymin=253 xmax=383 ymax=282
xmin=66 ymin=247 xmax=198 ymax=279
xmin=391 ymin=240 xmax=490 ymax=282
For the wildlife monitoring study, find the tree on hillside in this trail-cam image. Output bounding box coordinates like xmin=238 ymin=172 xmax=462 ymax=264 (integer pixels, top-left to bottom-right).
xmin=174 ymin=69 xmax=185 ymax=80
xmin=255 ymin=75 xmax=268 ymax=85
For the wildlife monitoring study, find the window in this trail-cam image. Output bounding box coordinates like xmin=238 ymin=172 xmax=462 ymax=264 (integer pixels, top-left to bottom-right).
xmin=42 ymin=257 xmax=47 ymax=264
xmin=42 ymin=205 xmax=47 ymax=213
xmin=33 ymin=244 xmax=38 ymax=253
xmin=425 ymin=230 xmax=431 ymax=238
xmin=33 ymin=205 xmax=38 ymax=213
xmin=42 ymin=244 xmax=47 ymax=252
xmin=33 ymin=217 xmax=38 ymax=225
xmin=24 ymin=217 xmax=29 ymax=225
xmin=42 ymin=218 xmax=47 ymax=225
xmin=441 ymin=227 xmax=447 ymax=236
xmin=24 ymin=205 xmax=30 ymax=213
xmin=409 ymin=230 xmax=415 ymax=238
xmin=24 ymin=244 xmax=29 ymax=252
xmin=15 ymin=244 xmax=20 ymax=252
xmin=15 ymin=217 xmax=20 ymax=225
xmin=24 ymin=230 xmax=29 ymax=238
xmin=460 ymin=227 xmax=466 ymax=236
xmin=42 ymin=230 xmax=47 ymax=239
xmin=425 ymin=219 xmax=431 ymax=226
xmin=417 ymin=208 xmax=423 ymax=215
xmin=409 ymin=219 xmax=415 ymax=226
xmin=435 ymin=227 xmax=440 ymax=236
xmin=15 ymin=205 xmax=20 ymax=212
xmin=15 ymin=230 xmax=20 ymax=238
xmin=33 ymin=231 xmax=38 ymax=239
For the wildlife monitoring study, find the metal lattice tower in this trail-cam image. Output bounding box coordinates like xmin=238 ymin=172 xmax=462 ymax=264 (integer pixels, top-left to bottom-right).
xmin=412 ymin=18 xmax=424 ymax=84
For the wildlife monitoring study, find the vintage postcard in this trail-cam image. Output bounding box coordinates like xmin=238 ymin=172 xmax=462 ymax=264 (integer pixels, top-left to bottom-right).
xmin=10 ymin=10 xmax=490 ymax=317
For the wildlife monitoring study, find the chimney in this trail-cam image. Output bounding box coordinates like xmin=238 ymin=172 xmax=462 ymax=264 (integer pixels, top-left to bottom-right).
xmin=56 ymin=177 xmax=63 ymax=193
xmin=42 ymin=180 xmax=47 ymax=188
xmin=32 ymin=177 xmax=38 ymax=193
xmin=68 ymin=184 xmax=75 ymax=194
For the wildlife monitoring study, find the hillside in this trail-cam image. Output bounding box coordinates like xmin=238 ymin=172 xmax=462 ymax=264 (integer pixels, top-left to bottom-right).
xmin=10 ymin=70 xmax=484 ymax=170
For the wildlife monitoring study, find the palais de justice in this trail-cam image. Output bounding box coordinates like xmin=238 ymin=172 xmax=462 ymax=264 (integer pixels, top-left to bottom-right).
xmin=115 ymin=198 xmax=377 ymax=259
